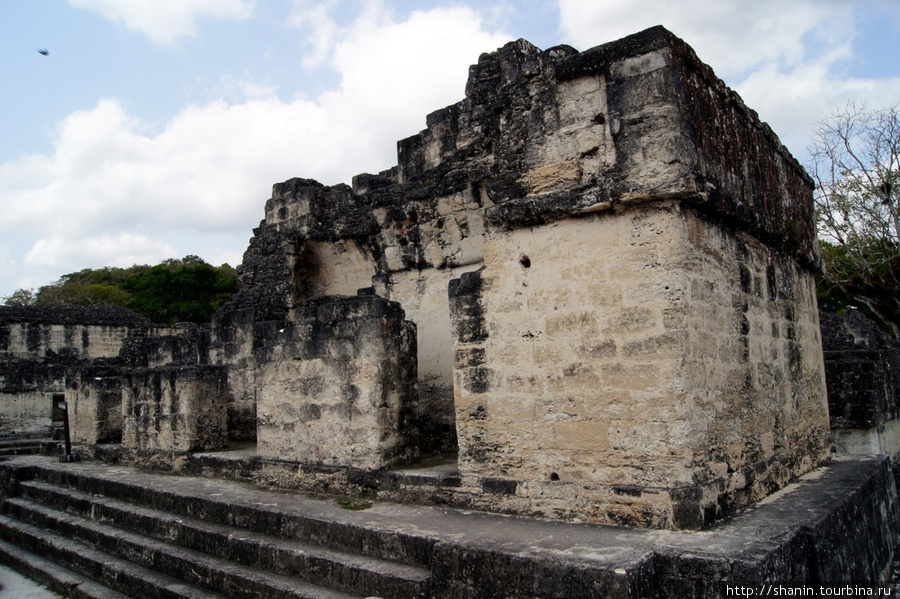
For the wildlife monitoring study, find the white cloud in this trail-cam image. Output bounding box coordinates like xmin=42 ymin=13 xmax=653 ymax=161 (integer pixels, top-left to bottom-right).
xmin=24 ymin=234 xmax=177 ymax=272
xmin=320 ymin=4 xmax=511 ymax=156
xmin=66 ymin=0 xmax=255 ymax=46
xmin=289 ymin=0 xmax=344 ymax=69
xmin=0 ymin=3 xmax=508 ymax=295
xmin=735 ymin=63 xmax=900 ymax=157
xmin=557 ymin=0 xmax=855 ymax=80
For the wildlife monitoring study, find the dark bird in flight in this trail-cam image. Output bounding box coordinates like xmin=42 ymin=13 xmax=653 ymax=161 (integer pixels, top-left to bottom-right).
xmin=37 ymin=49 xmax=49 ymax=56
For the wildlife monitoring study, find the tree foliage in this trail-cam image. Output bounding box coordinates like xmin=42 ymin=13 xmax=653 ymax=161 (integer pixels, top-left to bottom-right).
xmin=3 ymin=256 xmax=238 ymax=324
xmin=1 ymin=288 xmax=37 ymax=306
xmin=809 ymin=102 xmax=900 ymax=336
xmin=120 ymin=257 xmax=238 ymax=323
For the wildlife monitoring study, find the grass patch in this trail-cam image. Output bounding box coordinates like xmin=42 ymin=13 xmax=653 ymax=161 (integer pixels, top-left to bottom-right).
xmin=336 ymin=496 xmax=374 ymax=511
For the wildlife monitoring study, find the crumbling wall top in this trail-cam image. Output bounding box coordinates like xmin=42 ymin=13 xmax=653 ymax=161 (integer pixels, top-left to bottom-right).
xmin=820 ymin=309 xmax=900 ymax=352
xmin=232 ymin=26 xmax=820 ymax=322
xmin=0 ymin=306 xmax=150 ymax=327
xmin=398 ymin=25 xmax=818 ymax=266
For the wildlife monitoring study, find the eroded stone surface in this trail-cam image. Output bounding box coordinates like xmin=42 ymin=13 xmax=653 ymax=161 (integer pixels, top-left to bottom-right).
xmin=122 ymin=364 xmax=228 ymax=453
xmin=257 ymin=296 xmax=418 ymax=470
xmin=213 ymin=26 xmax=826 ymax=528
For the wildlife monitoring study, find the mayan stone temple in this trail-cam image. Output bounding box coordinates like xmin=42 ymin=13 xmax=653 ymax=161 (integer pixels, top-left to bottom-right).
xmin=1 ymin=26 xmax=899 ymax=599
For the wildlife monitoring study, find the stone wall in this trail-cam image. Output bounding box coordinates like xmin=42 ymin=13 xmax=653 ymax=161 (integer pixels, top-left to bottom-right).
xmin=257 ymin=295 xmax=418 ymax=470
xmin=820 ymin=310 xmax=900 ymax=458
xmin=3 ymin=322 xmax=128 ymax=361
xmin=120 ymin=323 xmax=209 ymax=369
xmin=235 ymin=175 xmax=489 ymax=454
xmin=209 ymin=308 xmax=283 ymax=443
xmin=0 ymin=306 xmax=150 ymax=436
xmin=68 ymin=363 xmax=125 ymax=445
xmin=451 ymin=204 xmax=828 ymax=528
xmin=1 ymin=27 xmax=848 ymax=532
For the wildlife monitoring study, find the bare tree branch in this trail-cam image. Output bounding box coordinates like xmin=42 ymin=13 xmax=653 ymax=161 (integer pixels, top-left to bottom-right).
xmin=809 ymin=102 xmax=900 ymax=336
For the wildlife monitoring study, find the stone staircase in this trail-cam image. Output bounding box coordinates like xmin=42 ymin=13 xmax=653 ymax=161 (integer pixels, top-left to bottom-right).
xmin=0 ymin=458 xmax=431 ymax=599
xmin=0 ymin=455 xmax=896 ymax=599
xmin=0 ymin=435 xmax=58 ymax=457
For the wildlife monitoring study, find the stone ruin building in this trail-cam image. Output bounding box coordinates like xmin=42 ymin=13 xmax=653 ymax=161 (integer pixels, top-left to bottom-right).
xmin=0 ymin=306 xmax=157 ymax=440
xmin=1 ymin=26 xmax=899 ymax=597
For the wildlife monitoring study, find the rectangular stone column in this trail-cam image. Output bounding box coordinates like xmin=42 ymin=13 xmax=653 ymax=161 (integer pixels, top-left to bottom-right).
xmin=67 ymin=364 xmax=124 ymax=445
xmin=257 ymin=296 xmax=418 ymax=470
xmin=122 ymin=365 xmax=228 ymax=453
xmin=820 ymin=310 xmax=900 ymax=457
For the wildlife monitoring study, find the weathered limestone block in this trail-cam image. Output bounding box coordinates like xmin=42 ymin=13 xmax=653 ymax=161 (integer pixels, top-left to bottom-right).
xmin=230 ymin=29 xmax=819 ymax=479
xmin=209 ymin=308 xmax=290 ymax=443
xmin=257 ymin=296 xmax=418 ymax=470
xmin=439 ymin=24 xmax=832 ymax=528
xmin=67 ymin=363 xmax=124 ymax=445
xmin=120 ymin=324 xmax=210 ymax=369
xmin=1 ymin=355 xmax=72 ymax=434
xmin=237 ymin=172 xmax=491 ymax=438
xmin=820 ymin=310 xmax=900 ymax=458
xmin=122 ymin=365 xmax=228 ymax=453
xmin=448 ymin=28 xmax=825 ymax=529
xmin=0 ymin=389 xmax=58 ymax=435
xmin=451 ymin=205 xmax=830 ymax=529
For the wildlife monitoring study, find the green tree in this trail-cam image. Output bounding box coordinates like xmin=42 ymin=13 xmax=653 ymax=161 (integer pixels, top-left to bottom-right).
xmin=36 ymin=281 xmax=132 ymax=307
xmin=808 ymin=102 xmax=900 ymax=336
xmin=122 ymin=257 xmax=238 ymax=323
xmin=25 ymin=257 xmax=238 ymax=324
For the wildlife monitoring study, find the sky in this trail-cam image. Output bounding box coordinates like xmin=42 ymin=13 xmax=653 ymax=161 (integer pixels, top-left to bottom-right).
xmin=2 ymin=0 xmax=900 ymax=299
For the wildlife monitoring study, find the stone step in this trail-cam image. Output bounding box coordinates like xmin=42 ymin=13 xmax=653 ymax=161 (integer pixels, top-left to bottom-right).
xmin=0 ymin=513 xmax=229 ymax=599
xmin=0 ymin=437 xmax=60 ymax=457
xmin=0 ymin=444 xmax=43 ymax=456
xmin=0 ymin=536 xmax=128 ymax=599
xmin=0 ymin=454 xmax=894 ymax=599
xmin=23 ymin=462 xmax=435 ymax=569
xmin=0 ymin=504 xmax=370 ymax=599
xmin=16 ymin=479 xmax=429 ymax=599
xmin=0 ymin=433 xmax=52 ymax=442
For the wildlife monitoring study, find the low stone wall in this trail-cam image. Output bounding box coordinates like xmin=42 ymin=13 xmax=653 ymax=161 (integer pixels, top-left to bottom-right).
xmin=257 ymin=295 xmax=418 ymax=470
xmin=0 ymin=306 xmax=150 ymax=436
xmin=0 ymin=306 xmax=150 ymax=361
xmin=820 ymin=310 xmax=900 ymax=459
xmin=0 ymin=360 xmax=67 ymax=435
xmin=426 ymin=457 xmax=899 ymax=598
xmin=120 ymin=323 xmax=210 ymax=369
xmin=78 ymin=451 xmax=894 ymax=597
